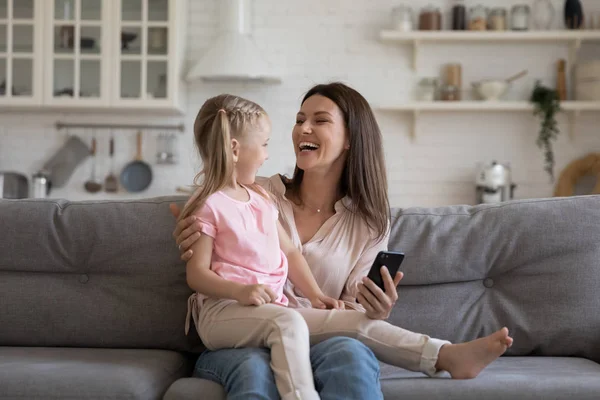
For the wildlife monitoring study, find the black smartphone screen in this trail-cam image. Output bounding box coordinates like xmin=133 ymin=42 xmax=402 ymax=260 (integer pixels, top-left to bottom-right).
xmin=366 ymin=251 xmax=405 ymax=291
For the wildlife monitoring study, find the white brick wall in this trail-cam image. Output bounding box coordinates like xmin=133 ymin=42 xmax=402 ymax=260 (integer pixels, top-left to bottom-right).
xmin=1 ymin=0 xmax=599 ymax=207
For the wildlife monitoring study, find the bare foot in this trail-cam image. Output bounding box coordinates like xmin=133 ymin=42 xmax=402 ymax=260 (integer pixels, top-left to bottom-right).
xmin=436 ymin=327 xmax=513 ymax=379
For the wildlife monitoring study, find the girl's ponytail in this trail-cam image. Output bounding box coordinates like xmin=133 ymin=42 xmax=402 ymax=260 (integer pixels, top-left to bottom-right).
xmin=178 ymin=110 xmax=234 ymax=223
xmin=209 ymin=109 xmax=234 ymax=190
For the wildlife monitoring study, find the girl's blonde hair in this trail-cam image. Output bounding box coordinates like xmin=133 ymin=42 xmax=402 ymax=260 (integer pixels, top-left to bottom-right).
xmin=178 ymin=94 xmax=267 ymax=222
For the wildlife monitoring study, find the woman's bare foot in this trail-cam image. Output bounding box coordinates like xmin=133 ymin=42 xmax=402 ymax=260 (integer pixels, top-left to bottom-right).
xmin=435 ymin=327 xmax=513 ymax=379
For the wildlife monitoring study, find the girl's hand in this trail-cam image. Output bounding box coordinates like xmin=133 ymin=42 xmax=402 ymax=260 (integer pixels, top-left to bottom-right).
xmin=170 ymin=203 xmax=202 ymax=262
xmin=235 ymin=284 xmax=278 ymax=306
xmin=357 ymin=267 xmax=403 ymax=320
xmin=310 ymin=294 xmax=345 ymax=310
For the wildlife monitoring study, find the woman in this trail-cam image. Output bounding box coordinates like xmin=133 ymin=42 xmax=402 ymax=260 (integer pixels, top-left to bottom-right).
xmin=172 ymin=82 xmax=400 ymax=400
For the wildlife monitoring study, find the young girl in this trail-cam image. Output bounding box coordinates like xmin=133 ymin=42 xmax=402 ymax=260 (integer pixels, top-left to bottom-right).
xmin=182 ymin=94 xmax=514 ymax=400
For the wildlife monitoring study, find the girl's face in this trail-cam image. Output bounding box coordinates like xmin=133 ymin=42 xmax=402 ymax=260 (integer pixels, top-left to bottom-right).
xmin=233 ymin=116 xmax=271 ymax=185
xmin=292 ymin=95 xmax=349 ymax=173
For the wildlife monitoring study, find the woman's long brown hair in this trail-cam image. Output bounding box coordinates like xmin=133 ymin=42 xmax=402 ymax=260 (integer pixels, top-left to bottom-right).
xmin=177 ymin=94 xmax=267 ymax=223
xmin=285 ymin=82 xmax=390 ymax=241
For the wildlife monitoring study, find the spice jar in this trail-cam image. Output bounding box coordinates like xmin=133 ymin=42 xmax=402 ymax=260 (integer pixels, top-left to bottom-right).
xmin=451 ymin=0 xmax=467 ymax=30
xmin=469 ymin=5 xmax=488 ymax=31
xmin=511 ymin=5 xmax=531 ymax=30
xmin=489 ymin=8 xmax=507 ymax=30
xmin=444 ymin=63 xmax=462 ymax=100
xmin=419 ymin=5 xmax=442 ymax=30
xmin=440 ymin=84 xmax=460 ymax=101
xmin=391 ymin=5 xmax=414 ymax=32
xmin=417 ymin=78 xmax=439 ymax=101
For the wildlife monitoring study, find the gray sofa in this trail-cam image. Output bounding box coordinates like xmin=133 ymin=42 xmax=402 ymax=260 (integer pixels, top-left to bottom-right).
xmin=1 ymin=194 xmax=599 ymax=400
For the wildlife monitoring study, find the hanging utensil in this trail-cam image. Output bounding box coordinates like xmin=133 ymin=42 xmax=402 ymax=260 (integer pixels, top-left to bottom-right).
xmin=83 ymin=134 xmax=102 ymax=193
xmin=43 ymin=128 xmax=89 ymax=189
xmin=156 ymin=133 xmax=169 ymax=164
xmin=167 ymin=132 xmax=177 ymax=164
xmin=120 ymin=130 xmax=153 ymax=192
xmin=104 ymin=131 xmax=118 ymax=193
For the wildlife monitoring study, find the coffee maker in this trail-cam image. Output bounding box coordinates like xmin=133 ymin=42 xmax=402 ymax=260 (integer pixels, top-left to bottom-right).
xmin=475 ymin=161 xmax=516 ymax=204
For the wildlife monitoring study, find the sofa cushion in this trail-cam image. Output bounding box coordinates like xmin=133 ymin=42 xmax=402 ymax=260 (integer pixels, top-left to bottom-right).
xmin=161 ymin=357 xmax=600 ymax=400
xmin=0 ymin=196 xmax=203 ymax=352
xmin=387 ymin=195 xmax=600 ymax=363
xmin=163 ymin=378 xmax=226 ymax=400
xmin=0 ymin=347 xmax=193 ymax=400
xmin=380 ymin=357 xmax=600 ymax=400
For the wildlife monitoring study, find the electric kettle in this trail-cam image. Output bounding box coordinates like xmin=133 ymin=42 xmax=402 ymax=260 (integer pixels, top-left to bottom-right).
xmin=475 ymin=161 xmax=516 ymax=204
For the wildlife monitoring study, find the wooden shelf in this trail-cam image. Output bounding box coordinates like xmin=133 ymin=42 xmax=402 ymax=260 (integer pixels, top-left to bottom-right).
xmin=374 ymin=101 xmax=600 ymax=140
xmin=375 ymin=101 xmax=600 ymax=112
xmin=379 ymin=30 xmax=600 ymax=70
xmin=379 ymin=30 xmax=600 ymax=43
xmin=376 ymin=101 xmax=531 ymax=112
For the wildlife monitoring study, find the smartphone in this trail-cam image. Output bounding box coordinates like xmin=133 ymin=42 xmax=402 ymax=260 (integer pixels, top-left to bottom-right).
xmin=366 ymin=251 xmax=405 ymax=291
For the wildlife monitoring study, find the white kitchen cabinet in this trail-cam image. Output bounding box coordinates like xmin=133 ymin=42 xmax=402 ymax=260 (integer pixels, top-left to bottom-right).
xmin=112 ymin=0 xmax=186 ymax=113
xmin=0 ymin=0 xmax=44 ymax=106
xmin=1 ymin=0 xmax=185 ymax=113
xmin=44 ymin=0 xmax=111 ymax=107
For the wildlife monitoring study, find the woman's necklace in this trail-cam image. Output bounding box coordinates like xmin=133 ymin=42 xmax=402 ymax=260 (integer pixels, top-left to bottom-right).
xmin=288 ymin=190 xmax=335 ymax=214
xmin=300 ymin=200 xmax=334 ymax=214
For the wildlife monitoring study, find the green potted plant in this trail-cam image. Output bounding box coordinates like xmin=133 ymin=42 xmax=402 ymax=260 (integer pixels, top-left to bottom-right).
xmin=530 ymin=81 xmax=561 ymax=182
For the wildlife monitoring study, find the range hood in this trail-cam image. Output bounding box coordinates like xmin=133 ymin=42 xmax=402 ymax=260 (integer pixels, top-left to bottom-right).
xmin=186 ymin=0 xmax=281 ymax=84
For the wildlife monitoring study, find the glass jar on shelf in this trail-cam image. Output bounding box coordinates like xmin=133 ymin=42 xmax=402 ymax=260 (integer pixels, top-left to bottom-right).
xmin=440 ymin=84 xmax=460 ymax=101
xmin=391 ymin=5 xmax=414 ymax=32
xmin=419 ymin=5 xmax=442 ymax=30
xmin=451 ymin=0 xmax=467 ymax=30
xmin=417 ymin=78 xmax=439 ymax=101
xmin=532 ymin=0 xmax=555 ymax=30
xmin=469 ymin=5 xmax=488 ymax=31
xmin=511 ymin=5 xmax=531 ymax=30
xmin=489 ymin=8 xmax=508 ymax=30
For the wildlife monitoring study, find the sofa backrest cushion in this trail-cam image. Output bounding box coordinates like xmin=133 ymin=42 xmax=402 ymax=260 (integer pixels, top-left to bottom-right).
xmin=0 ymin=197 xmax=202 ymax=352
xmin=386 ymin=195 xmax=600 ymax=363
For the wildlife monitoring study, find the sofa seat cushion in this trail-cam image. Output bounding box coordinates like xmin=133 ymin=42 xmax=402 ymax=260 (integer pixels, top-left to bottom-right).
xmin=163 ymin=378 xmax=226 ymax=400
xmin=164 ymin=357 xmax=600 ymax=400
xmin=380 ymin=356 xmax=600 ymax=400
xmin=0 ymin=347 xmax=192 ymax=400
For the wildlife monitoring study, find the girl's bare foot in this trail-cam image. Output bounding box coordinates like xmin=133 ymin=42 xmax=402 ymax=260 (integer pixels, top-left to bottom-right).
xmin=435 ymin=327 xmax=513 ymax=379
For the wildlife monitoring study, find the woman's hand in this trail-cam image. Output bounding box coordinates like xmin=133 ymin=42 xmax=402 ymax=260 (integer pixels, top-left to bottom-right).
xmin=169 ymin=203 xmax=202 ymax=262
xmin=310 ymin=294 xmax=345 ymax=310
xmin=357 ymin=267 xmax=403 ymax=320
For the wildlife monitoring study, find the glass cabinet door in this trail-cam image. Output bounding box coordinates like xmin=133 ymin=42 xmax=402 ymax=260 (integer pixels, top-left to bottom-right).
xmin=117 ymin=0 xmax=169 ymax=103
xmin=49 ymin=0 xmax=107 ymax=104
xmin=0 ymin=0 xmax=41 ymax=104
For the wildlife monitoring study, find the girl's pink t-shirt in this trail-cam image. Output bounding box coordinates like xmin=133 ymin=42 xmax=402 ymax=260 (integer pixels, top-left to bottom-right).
xmin=192 ymin=187 xmax=289 ymax=306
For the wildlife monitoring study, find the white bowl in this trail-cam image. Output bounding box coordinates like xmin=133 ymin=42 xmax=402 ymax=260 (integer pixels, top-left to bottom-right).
xmin=473 ymin=80 xmax=509 ymax=101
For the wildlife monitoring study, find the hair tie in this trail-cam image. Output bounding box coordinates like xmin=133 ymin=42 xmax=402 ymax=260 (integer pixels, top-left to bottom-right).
xmin=217 ymin=109 xmax=226 ymax=115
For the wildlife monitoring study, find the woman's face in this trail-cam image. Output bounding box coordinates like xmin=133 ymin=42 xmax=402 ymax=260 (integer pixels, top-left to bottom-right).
xmin=292 ymin=95 xmax=349 ymax=173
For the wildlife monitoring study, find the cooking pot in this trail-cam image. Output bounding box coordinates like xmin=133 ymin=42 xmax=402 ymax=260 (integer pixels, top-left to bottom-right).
xmin=0 ymin=171 xmax=29 ymax=199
